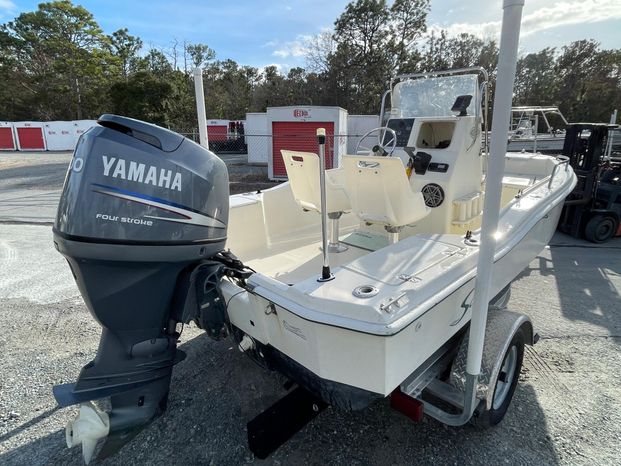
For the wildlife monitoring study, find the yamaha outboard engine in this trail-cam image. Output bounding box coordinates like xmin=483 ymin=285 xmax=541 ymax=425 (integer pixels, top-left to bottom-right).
xmin=52 ymin=115 xmax=229 ymax=462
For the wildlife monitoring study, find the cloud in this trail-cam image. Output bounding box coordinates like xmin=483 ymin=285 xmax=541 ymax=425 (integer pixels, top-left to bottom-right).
xmin=521 ymin=0 xmax=621 ymax=34
xmin=429 ymin=0 xmax=621 ymax=41
xmin=426 ymin=21 xmax=498 ymax=41
xmin=0 ymin=0 xmax=16 ymax=15
xmin=259 ymin=63 xmax=292 ymax=75
xmin=262 ymin=40 xmax=278 ymax=48
xmin=271 ymin=34 xmax=313 ymax=59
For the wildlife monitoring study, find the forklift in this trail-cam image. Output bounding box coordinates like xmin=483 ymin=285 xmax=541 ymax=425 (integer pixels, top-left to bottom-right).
xmin=558 ymin=123 xmax=621 ymax=243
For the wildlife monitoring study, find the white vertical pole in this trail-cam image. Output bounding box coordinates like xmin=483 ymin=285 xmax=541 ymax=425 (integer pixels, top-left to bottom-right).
xmin=466 ymin=0 xmax=525 ymax=376
xmin=606 ymin=110 xmax=617 ymax=159
xmin=316 ymin=127 xmax=334 ymax=282
xmin=193 ymin=67 xmax=209 ymax=149
xmin=533 ymin=114 xmax=538 ymax=153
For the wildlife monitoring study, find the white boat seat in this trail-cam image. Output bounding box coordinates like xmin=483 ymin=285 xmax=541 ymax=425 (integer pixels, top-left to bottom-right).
xmin=343 ymin=155 xmax=430 ymax=242
xmin=282 ymin=150 xmax=351 ymax=213
xmin=282 ymin=150 xmax=351 ymax=252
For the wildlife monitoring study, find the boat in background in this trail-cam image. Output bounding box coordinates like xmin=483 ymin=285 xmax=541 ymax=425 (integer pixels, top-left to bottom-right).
xmin=506 ymin=106 xmax=568 ymax=152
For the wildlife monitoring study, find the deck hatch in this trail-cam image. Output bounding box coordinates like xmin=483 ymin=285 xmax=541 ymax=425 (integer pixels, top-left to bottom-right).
xmin=343 ymin=236 xmax=464 ymax=286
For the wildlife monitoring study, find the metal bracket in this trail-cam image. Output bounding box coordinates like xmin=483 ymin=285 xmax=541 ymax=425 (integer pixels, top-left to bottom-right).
xmin=396 ymin=273 xmax=421 ymax=284
xmin=379 ymin=293 xmax=408 ymax=313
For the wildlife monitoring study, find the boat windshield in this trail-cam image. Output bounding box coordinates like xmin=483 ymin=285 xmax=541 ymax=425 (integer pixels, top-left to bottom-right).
xmin=392 ymin=74 xmax=478 ymax=118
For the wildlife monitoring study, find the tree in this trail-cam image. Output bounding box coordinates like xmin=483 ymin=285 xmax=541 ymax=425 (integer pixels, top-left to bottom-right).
xmin=419 ymin=30 xmax=450 ymax=71
xmin=252 ymin=65 xmax=289 ymax=111
xmin=304 ymin=32 xmax=335 ymax=74
xmin=185 ymin=43 xmax=215 ymax=69
xmin=555 ymin=40 xmax=621 ymax=122
xmin=109 ymin=71 xmax=172 ymax=125
xmin=142 ymin=49 xmax=174 ymax=75
xmin=514 ymin=48 xmax=557 ymax=106
xmin=330 ymin=0 xmax=393 ymax=113
xmin=0 ymin=0 xmax=115 ymax=120
xmin=1 ymin=0 xmax=619 ymax=131
xmin=323 ymin=0 xmax=432 ymax=113
xmin=109 ymin=28 xmax=142 ymax=78
xmin=389 ymin=0 xmax=429 ymax=72
xmin=201 ymin=59 xmax=259 ymax=118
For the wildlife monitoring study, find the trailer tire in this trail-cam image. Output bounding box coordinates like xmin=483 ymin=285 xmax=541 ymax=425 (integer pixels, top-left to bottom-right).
xmin=472 ymin=327 xmax=525 ymax=428
xmin=584 ymin=215 xmax=617 ymax=243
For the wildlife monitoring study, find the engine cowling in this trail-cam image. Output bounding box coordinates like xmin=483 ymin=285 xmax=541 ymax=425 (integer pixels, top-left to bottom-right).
xmin=52 ymin=114 xmax=229 ymax=460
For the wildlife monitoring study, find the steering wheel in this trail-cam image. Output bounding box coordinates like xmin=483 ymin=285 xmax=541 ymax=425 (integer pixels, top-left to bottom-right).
xmin=355 ymin=127 xmax=397 ymax=156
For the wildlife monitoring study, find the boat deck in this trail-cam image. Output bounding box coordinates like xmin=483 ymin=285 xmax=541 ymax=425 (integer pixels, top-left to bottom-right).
xmin=246 ymin=237 xmax=369 ymax=284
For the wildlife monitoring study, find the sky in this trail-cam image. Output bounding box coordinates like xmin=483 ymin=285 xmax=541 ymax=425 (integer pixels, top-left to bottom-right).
xmin=1 ymin=0 xmax=620 ymax=73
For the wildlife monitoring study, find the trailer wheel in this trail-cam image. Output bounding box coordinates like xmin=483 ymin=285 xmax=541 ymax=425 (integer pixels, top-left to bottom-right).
xmin=472 ymin=327 xmax=525 ymax=427
xmin=584 ymin=215 xmax=617 ymax=243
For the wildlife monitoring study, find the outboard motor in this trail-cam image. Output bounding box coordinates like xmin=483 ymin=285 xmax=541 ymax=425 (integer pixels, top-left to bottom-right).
xmin=52 ymin=115 xmax=230 ymax=462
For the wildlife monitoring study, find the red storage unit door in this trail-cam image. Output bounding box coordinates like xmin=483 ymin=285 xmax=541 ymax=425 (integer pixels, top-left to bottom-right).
xmin=0 ymin=127 xmax=15 ymax=150
xmin=208 ymin=125 xmax=228 ymax=141
xmin=16 ymin=127 xmax=45 ymax=150
xmin=272 ymin=121 xmax=334 ymax=178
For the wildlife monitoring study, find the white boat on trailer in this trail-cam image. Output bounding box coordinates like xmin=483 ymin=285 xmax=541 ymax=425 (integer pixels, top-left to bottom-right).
xmin=506 ymin=106 xmax=569 ymax=153
xmin=221 ymin=73 xmax=574 ymax=403
xmin=52 ymin=1 xmax=576 ymax=463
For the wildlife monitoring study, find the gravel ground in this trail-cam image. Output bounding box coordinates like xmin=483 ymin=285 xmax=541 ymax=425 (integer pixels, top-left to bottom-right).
xmin=0 ymin=151 xmax=275 ymax=224
xmin=0 ymin=151 xmax=275 ymax=195
xmin=0 ymin=152 xmax=620 ymax=465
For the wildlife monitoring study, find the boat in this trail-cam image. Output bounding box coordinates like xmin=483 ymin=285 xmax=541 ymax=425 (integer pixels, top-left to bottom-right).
xmin=506 ymin=106 xmax=568 ymax=152
xmin=218 ymin=71 xmax=576 ymax=418
xmin=50 ymin=1 xmax=577 ymax=463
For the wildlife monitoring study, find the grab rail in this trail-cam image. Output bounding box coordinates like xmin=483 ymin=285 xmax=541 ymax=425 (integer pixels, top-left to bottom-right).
xmin=379 ymin=89 xmax=391 ymax=125
xmin=548 ymin=155 xmax=570 ymax=189
xmin=392 ymin=66 xmax=489 ymax=87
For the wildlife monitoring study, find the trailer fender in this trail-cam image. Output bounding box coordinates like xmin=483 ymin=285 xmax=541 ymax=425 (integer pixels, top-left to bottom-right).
xmin=450 ymin=310 xmax=534 ymax=412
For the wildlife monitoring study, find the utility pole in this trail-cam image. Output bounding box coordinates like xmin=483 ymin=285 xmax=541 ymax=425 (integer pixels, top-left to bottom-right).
xmin=193 ymin=67 xmax=209 ymax=149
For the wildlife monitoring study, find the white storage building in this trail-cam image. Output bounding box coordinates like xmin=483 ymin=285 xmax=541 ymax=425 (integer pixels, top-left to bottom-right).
xmin=347 ymin=115 xmax=380 ymax=154
xmin=44 ymin=121 xmax=77 ymax=151
xmin=72 ymin=120 xmax=98 ymax=143
xmin=245 ymin=113 xmax=268 ymax=164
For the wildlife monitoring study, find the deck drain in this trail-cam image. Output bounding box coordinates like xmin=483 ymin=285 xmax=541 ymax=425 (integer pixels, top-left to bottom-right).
xmin=353 ymin=285 xmax=379 ymax=298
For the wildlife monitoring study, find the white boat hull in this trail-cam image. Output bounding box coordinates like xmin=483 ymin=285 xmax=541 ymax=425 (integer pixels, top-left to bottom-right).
xmin=507 ymin=136 xmax=565 ymax=153
xmin=221 ymin=154 xmax=575 ymax=401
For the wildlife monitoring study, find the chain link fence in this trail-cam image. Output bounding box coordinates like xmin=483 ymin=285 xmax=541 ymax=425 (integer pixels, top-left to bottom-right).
xmin=177 ymin=130 xmax=248 ymax=154
xmin=174 ymin=129 xmax=378 ymax=165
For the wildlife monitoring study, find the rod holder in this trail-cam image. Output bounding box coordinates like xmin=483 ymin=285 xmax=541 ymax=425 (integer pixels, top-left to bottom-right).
xmin=316 ymin=128 xmax=334 ymax=282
